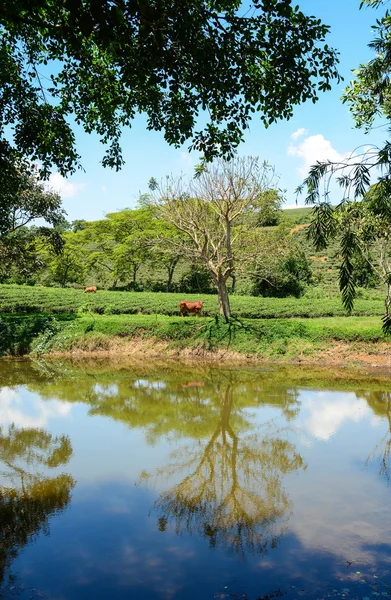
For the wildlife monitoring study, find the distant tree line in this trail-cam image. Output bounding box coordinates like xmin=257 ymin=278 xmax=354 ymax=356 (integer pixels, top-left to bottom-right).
xmin=0 ymin=159 xmax=312 ymax=301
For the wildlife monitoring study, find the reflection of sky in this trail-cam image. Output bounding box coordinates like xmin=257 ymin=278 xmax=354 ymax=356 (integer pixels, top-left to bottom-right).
xmin=283 ymin=389 xmax=391 ymax=573
xmin=133 ymin=379 xmax=167 ymax=390
xmin=0 ymin=386 xmax=72 ymax=429
xmin=93 ymin=383 xmax=119 ymax=396
xmin=16 ymin=484 xmax=239 ymax=600
xmin=13 ymin=481 xmax=391 ymax=600
xmin=0 ymin=385 xmax=178 ymax=486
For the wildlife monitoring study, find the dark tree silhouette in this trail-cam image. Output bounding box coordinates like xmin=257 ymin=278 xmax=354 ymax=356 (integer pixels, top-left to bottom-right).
xmin=0 ymin=425 xmax=75 ymax=587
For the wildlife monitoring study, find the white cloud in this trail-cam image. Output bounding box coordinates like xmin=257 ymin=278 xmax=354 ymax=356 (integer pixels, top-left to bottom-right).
xmin=47 ymin=172 xmax=85 ymax=198
xmin=179 ymin=152 xmax=193 ymax=166
xmin=288 ymin=133 xmax=347 ymax=177
xmin=290 ymin=128 xmax=308 ymax=140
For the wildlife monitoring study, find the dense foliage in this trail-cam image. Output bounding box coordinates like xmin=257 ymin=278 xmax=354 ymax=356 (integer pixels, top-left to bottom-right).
xmin=0 ymin=160 xmax=66 ymax=287
xmin=0 ymin=0 xmax=340 ymax=174
xmin=0 ymin=160 xmax=64 ymax=237
xmin=0 ymin=229 xmax=45 ymax=284
xmin=0 ymin=184 xmax=315 ymax=300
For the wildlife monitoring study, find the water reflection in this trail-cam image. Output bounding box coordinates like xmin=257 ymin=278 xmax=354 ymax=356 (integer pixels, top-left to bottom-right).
xmin=301 ymin=392 xmax=374 ymax=442
xmin=1 ymin=363 xmax=307 ymax=557
xmin=1 ymin=360 xmax=391 ymax=598
xmin=144 ymin=375 xmax=306 ymax=556
xmin=358 ymin=390 xmax=391 ymax=482
xmin=0 ymin=385 xmax=72 ymax=428
xmin=0 ymin=424 xmax=75 ymax=589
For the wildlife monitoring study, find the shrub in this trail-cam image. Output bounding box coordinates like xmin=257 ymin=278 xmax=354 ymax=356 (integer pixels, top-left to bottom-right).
xmin=179 ymin=266 xmax=216 ymax=295
xmin=251 ymin=254 xmax=313 ymax=298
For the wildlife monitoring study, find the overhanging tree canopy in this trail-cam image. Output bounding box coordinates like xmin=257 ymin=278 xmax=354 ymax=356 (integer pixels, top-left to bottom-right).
xmin=297 ymin=0 xmax=391 ymax=330
xmin=1 ymin=0 xmax=340 ymax=175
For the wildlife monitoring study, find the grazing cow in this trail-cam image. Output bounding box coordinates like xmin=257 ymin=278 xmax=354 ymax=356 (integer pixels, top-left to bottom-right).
xmin=83 ymin=286 xmax=97 ymax=293
xmin=179 ymin=300 xmax=203 ymax=317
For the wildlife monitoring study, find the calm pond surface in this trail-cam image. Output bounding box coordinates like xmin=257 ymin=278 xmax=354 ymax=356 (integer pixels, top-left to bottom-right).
xmin=0 ymin=359 xmax=391 ymax=600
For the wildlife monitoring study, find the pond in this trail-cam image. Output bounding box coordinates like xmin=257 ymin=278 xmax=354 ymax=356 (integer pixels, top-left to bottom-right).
xmin=0 ymin=359 xmax=390 ymax=600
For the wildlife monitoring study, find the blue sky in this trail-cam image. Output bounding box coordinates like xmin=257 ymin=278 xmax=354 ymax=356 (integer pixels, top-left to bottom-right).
xmin=48 ymin=0 xmax=388 ymax=222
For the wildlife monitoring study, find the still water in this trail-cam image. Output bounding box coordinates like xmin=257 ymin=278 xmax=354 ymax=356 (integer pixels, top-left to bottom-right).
xmin=0 ymin=359 xmax=391 ymax=600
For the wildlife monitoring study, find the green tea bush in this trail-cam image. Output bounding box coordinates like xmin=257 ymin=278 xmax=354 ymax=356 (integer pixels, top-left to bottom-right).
xmin=0 ymin=284 xmax=385 ymax=319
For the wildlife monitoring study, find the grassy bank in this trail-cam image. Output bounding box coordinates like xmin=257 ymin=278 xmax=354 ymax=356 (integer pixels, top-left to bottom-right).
xmin=1 ymin=284 xmax=390 ymax=365
xmin=0 ymin=313 xmax=388 ymax=362
xmin=0 ymin=284 xmax=385 ymax=318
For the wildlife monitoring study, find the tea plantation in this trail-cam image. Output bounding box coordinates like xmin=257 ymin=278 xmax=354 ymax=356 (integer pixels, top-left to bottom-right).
xmin=0 ymin=284 xmax=385 ymax=319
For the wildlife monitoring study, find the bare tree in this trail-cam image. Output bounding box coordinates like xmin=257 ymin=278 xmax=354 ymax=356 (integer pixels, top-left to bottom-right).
xmin=153 ymin=156 xmax=278 ymax=320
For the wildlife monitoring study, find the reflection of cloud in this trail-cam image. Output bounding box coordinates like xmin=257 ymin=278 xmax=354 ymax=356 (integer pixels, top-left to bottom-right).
xmin=67 ymin=534 xmax=195 ymax=599
xmin=291 ymin=474 xmax=391 ymax=569
xmin=302 ymin=393 xmax=375 ymax=441
xmin=114 ymin=541 xmax=197 ymax=598
xmin=291 ymin=392 xmax=391 ymax=573
xmin=0 ymin=387 xmax=72 ymax=428
xmin=93 ymin=383 xmax=118 ymax=396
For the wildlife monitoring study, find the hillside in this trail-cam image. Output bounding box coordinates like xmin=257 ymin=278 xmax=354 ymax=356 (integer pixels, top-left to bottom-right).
xmin=282 ymin=206 xmax=313 ymax=224
xmin=282 ymin=206 xmax=367 ymax=294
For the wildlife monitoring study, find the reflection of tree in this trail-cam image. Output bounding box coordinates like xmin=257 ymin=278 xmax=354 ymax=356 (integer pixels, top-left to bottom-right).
xmin=358 ymin=391 xmax=391 ymax=482
xmin=139 ymin=375 xmax=305 ymax=556
xmin=2 ymin=362 xmax=306 ymax=555
xmin=10 ymin=362 xmax=305 ymax=556
xmin=0 ymin=424 xmax=75 ymax=585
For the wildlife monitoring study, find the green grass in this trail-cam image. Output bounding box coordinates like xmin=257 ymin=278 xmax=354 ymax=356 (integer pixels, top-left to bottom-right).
xmin=0 ymin=284 xmax=385 ymax=319
xmin=0 ymin=313 xmax=383 ymax=357
xmin=0 ymin=283 xmax=388 ymax=358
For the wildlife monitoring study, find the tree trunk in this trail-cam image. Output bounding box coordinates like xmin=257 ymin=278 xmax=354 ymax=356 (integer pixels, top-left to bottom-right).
xmin=61 ymin=264 xmax=70 ymax=287
xmin=216 ymin=276 xmax=231 ymax=321
xmin=230 ymin=273 xmax=236 ymax=293
xmin=386 ymin=282 xmax=391 ymax=318
xmin=133 ymin=264 xmax=138 ymax=283
xmin=166 ymin=260 xmax=178 ymax=292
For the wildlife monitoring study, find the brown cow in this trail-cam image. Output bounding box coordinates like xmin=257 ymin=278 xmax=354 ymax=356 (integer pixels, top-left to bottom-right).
xmin=181 ymin=382 xmax=205 ymax=388
xmin=83 ymin=286 xmax=97 ymax=293
xmin=179 ymin=300 xmax=203 ymax=317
